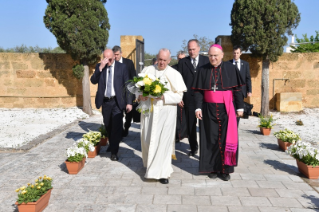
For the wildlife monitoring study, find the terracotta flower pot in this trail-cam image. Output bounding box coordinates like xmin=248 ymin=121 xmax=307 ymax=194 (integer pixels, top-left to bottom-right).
xmin=100 ymin=137 xmax=108 ymax=146
xmin=65 ymin=157 xmax=85 ymax=175
xmin=88 ymin=144 xmax=101 ymax=158
xmin=15 ymin=189 xmax=52 ymax=212
xmin=260 ymin=127 xmax=271 ymax=136
xmin=296 ymin=159 xmax=319 ymax=179
xmin=277 ymin=139 xmax=292 ymax=151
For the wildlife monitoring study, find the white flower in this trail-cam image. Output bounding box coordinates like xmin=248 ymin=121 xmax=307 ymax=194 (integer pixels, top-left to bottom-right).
xmin=136 ymin=80 xmax=145 ymax=87
xmin=147 ymin=73 xmax=156 ymax=81
xmin=138 ymin=73 xmax=146 ymax=78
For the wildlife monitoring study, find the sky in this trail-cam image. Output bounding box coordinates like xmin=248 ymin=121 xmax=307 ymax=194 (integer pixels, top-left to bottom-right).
xmin=0 ymin=0 xmax=318 ymax=56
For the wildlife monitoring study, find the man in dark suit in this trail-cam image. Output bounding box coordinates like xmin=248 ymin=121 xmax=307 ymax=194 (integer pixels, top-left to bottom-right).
xmin=178 ymin=39 xmax=209 ymax=156
xmin=171 ymin=50 xmax=186 ymax=71
xmin=228 ymin=45 xmax=252 ymax=124
xmin=112 ymin=45 xmax=137 ymax=137
xmin=91 ymin=49 xmax=133 ymax=161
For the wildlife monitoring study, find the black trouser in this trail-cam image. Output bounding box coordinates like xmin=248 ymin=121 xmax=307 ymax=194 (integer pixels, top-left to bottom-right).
xmin=102 ymin=97 xmax=123 ymax=154
xmin=185 ymin=106 xmax=198 ymax=152
xmin=124 ymin=110 xmax=133 ymax=130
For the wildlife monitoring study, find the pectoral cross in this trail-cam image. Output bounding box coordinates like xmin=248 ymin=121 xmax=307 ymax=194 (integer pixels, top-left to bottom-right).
xmin=212 ymin=84 xmax=218 ymax=92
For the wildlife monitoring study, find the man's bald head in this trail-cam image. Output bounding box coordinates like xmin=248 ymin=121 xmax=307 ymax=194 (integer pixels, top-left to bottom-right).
xmin=157 ymin=48 xmax=171 ymax=70
xmin=208 ymin=46 xmax=224 ymax=67
xmin=103 ymin=49 xmax=115 ymax=66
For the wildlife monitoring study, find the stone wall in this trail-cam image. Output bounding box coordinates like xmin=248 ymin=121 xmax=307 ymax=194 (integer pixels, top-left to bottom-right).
xmin=0 ymin=53 xmax=98 ymax=109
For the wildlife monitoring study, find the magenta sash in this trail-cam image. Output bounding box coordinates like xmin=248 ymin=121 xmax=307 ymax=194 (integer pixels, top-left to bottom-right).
xmin=204 ymin=90 xmax=237 ymax=166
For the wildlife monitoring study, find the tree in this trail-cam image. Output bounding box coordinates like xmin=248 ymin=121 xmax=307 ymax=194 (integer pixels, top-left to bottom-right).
xmin=291 ymin=31 xmax=319 ymax=53
xmin=181 ymin=34 xmax=214 ymax=53
xmin=44 ymin=0 xmax=110 ymax=115
xmin=230 ymin=0 xmax=300 ymax=116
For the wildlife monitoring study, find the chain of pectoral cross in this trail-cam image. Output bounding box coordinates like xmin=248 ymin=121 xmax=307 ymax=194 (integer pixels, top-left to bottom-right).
xmin=211 ymin=66 xmax=221 ymax=92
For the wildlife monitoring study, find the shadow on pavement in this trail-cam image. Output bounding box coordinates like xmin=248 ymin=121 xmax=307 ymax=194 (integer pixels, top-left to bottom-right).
xmin=264 ymin=159 xmax=299 ymax=175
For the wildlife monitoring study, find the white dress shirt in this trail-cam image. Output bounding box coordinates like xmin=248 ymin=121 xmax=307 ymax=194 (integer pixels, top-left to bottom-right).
xmin=119 ymin=57 xmax=123 ymax=63
xmin=233 ymin=59 xmax=241 ymax=71
xmin=191 ymin=55 xmax=200 ymax=67
xmin=104 ymin=61 xmax=116 ymax=97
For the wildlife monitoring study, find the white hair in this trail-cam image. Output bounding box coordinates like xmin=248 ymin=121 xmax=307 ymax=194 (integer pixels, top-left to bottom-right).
xmin=157 ymin=48 xmax=171 ymax=58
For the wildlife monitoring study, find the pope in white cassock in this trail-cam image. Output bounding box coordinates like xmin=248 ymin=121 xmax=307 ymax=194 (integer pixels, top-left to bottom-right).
xmin=138 ymin=48 xmax=187 ymax=184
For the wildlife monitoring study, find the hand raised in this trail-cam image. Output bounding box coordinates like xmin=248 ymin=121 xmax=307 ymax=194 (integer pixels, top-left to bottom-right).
xmin=99 ymin=58 xmax=108 ymax=72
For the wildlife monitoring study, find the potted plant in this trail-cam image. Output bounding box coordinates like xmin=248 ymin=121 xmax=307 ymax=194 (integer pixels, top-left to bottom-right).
xmin=99 ymin=124 xmax=108 ymax=146
xmin=274 ymin=129 xmax=301 ymax=151
xmin=15 ymin=175 xmax=53 ymax=212
xmin=65 ymin=144 xmax=88 ymax=174
xmin=258 ymin=115 xmax=274 ymax=135
xmin=83 ymin=131 xmax=102 ymax=158
xmin=286 ymin=141 xmax=319 ymax=179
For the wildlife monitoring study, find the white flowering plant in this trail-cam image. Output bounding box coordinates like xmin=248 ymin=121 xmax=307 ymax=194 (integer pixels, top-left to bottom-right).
xmin=274 ymin=129 xmax=301 ymax=144
xmin=83 ymin=131 xmax=101 ymax=146
xmin=286 ymin=141 xmax=319 ymax=167
xmin=16 ymin=175 xmax=52 ymax=204
xmin=76 ymin=138 xmax=95 ymax=153
xmin=66 ymin=144 xmax=87 ymax=162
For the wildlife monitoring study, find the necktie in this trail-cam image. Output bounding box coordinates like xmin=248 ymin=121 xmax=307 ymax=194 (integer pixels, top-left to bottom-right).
xmin=235 ymin=61 xmax=240 ymax=71
xmin=106 ymin=66 xmax=113 ymax=97
xmin=193 ymin=59 xmax=197 ymax=71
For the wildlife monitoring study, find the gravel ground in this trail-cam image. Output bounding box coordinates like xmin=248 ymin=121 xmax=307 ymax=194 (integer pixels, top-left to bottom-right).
xmin=0 ymin=107 xmax=91 ymax=148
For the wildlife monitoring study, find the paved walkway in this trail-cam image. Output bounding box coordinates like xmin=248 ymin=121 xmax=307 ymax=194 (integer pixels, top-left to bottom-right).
xmin=0 ymin=115 xmax=319 ymax=212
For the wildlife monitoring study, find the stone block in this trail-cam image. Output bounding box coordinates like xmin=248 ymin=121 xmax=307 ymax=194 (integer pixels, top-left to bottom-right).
xmin=16 ymin=70 xmax=36 ymax=78
xmin=3 ymin=97 xmax=19 ymax=103
xmin=0 ymin=70 xmax=10 ymax=77
xmin=306 ymin=89 xmax=319 ymax=95
xmin=276 ymin=92 xmax=303 ymax=112
xmin=11 ymin=62 xmax=28 ymax=70
xmin=0 ymin=61 xmax=10 ymax=70
xmin=44 ymin=79 xmax=55 ymax=87
xmin=7 ymin=88 xmax=26 ymax=95
xmin=15 ymin=79 xmax=44 ymax=87
xmin=37 ymin=71 xmax=54 ymax=78
xmin=308 ymin=80 xmax=319 ymax=88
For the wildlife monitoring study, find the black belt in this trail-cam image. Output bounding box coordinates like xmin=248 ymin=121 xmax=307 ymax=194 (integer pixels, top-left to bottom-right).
xmin=104 ymin=96 xmax=116 ymax=101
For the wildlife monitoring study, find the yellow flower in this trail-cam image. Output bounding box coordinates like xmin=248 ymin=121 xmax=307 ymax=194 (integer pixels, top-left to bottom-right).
xmin=154 ymin=85 xmax=162 ymax=93
xmin=40 ymin=183 xmax=44 ymax=186
xmin=31 ymin=185 xmax=34 ymax=188
xmin=27 ymin=183 xmax=31 ymax=186
xmin=39 ymin=177 xmax=42 ymax=179
xmin=48 ymin=177 xmax=52 ymax=181
xmin=15 ymin=189 xmax=20 ymax=192
xmin=44 ymin=175 xmax=47 ymax=178
xmin=20 ymin=186 xmax=26 ymax=190
xmin=35 ymin=179 xmax=38 ymax=182
xmin=43 ymin=177 xmax=47 ymax=180
xmin=21 ymin=190 xmax=27 ymax=195
xmin=143 ymin=76 xmax=152 ymax=86
xmin=37 ymin=186 xmax=41 ymax=189
xmin=35 ymin=183 xmax=38 ymax=186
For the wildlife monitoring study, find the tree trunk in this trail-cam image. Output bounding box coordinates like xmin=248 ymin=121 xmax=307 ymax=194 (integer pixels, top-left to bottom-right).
xmin=82 ymin=61 xmax=93 ymax=115
xmin=261 ymin=59 xmax=270 ymax=117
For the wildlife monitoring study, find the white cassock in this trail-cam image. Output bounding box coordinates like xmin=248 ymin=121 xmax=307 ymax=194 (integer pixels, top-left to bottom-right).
xmin=141 ymin=65 xmax=187 ymax=179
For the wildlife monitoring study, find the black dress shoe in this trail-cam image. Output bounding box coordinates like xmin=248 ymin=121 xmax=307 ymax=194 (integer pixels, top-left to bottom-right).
xmin=220 ymin=173 xmax=230 ymax=181
xmin=122 ymin=129 xmax=128 ymax=137
xmin=159 ymin=178 xmax=169 ymax=184
xmin=208 ymin=172 xmax=218 ymax=179
xmin=188 ymin=149 xmax=198 ymax=157
xmin=110 ymin=154 xmax=119 ymax=161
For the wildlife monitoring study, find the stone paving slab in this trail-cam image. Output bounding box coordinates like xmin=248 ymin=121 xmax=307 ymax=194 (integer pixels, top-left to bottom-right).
xmin=1 ymin=115 xmax=319 ymax=211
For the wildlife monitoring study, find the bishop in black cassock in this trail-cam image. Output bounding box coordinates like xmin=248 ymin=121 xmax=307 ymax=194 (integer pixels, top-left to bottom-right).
xmin=192 ymin=44 xmax=244 ymax=181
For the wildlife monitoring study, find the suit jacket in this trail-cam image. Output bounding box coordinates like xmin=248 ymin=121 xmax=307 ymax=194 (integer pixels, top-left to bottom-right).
xmin=171 ymin=63 xmax=178 ymax=71
xmin=90 ymin=61 xmax=133 ymax=109
xmin=122 ymin=58 xmax=136 ymax=80
xmin=228 ymin=59 xmax=252 ymax=98
xmin=178 ymin=55 xmax=209 ymax=107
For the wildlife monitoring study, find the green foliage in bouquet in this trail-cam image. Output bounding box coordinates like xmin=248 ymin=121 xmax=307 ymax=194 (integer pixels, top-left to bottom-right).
xmin=99 ymin=124 xmax=108 ymax=138
xmin=274 ymin=129 xmax=301 ymax=144
xmin=131 ymin=75 xmax=169 ymax=97
xmin=286 ymin=141 xmax=319 ymax=167
xmin=16 ymin=175 xmax=53 ymax=204
xmin=83 ymin=131 xmax=101 ymax=146
xmin=258 ymin=115 xmax=275 ymax=129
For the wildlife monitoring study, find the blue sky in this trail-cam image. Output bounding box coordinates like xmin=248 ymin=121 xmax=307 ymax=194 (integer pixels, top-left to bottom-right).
xmin=0 ymin=0 xmax=318 ymax=56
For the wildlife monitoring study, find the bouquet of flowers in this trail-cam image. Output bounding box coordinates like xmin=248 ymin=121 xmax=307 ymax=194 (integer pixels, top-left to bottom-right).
xmin=16 ymin=175 xmax=53 ymax=204
xmin=76 ymin=138 xmax=95 ymax=153
xmin=274 ymin=128 xmax=301 ymax=144
xmin=286 ymin=141 xmax=319 ymax=167
xmin=127 ymin=72 xmax=168 ymax=115
xmin=83 ymin=131 xmax=101 ymax=146
xmin=258 ymin=114 xmax=275 ymax=129
xmin=66 ymin=144 xmax=88 ymax=162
